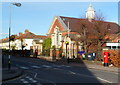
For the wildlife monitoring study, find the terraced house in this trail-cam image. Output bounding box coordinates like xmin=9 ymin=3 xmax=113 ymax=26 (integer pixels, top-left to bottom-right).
xmin=0 ymin=29 xmax=47 ymax=55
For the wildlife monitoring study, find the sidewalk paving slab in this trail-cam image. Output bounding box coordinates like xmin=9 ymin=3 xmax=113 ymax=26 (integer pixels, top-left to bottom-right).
xmin=2 ymin=67 xmax=23 ymax=81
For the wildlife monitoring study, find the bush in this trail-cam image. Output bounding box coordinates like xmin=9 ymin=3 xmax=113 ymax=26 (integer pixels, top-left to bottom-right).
xmin=109 ymin=49 xmax=120 ymax=67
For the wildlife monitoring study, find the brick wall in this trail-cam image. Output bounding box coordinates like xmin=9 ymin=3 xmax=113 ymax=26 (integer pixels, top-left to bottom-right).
xmin=102 ymin=49 xmax=120 ymax=66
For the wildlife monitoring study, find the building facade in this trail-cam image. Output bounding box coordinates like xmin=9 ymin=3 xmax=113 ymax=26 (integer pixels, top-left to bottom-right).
xmin=47 ymin=4 xmax=119 ymax=59
xmin=0 ymin=29 xmax=47 ymax=55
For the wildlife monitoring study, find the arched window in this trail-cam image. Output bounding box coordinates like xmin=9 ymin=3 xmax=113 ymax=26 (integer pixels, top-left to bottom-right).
xmin=54 ymin=26 xmax=59 ymax=47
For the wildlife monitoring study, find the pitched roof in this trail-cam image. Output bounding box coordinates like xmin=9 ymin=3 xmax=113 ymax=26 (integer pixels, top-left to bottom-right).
xmin=0 ymin=31 xmax=47 ymax=43
xmin=16 ymin=32 xmax=36 ymax=39
xmin=59 ymin=16 xmax=120 ymax=34
xmin=16 ymin=32 xmax=47 ymax=39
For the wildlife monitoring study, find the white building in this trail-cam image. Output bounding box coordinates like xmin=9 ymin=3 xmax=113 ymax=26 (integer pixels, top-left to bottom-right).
xmin=0 ymin=29 xmax=47 ymax=55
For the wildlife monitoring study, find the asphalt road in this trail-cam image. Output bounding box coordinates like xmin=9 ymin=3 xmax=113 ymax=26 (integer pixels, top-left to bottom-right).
xmin=2 ymin=56 xmax=118 ymax=85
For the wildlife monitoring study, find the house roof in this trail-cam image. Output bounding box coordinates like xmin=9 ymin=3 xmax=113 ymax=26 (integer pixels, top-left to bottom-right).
xmin=59 ymin=16 xmax=120 ymax=34
xmin=16 ymin=32 xmax=47 ymax=39
xmin=0 ymin=31 xmax=47 ymax=43
xmin=107 ymin=32 xmax=120 ymax=42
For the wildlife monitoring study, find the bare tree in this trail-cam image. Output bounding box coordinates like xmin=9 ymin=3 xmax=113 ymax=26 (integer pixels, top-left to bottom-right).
xmin=92 ymin=21 xmax=111 ymax=61
xmin=95 ymin=10 xmax=106 ymax=21
xmin=76 ymin=21 xmax=93 ymax=59
xmin=77 ymin=12 xmax=110 ymax=60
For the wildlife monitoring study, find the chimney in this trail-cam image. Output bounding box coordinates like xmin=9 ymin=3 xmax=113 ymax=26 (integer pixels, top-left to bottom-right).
xmin=19 ymin=32 xmax=23 ymax=36
xmin=25 ymin=29 xmax=29 ymax=34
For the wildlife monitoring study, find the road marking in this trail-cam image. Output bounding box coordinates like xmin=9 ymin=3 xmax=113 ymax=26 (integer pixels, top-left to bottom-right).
xmin=20 ymin=79 xmax=29 ymax=83
xmin=26 ymin=76 xmax=30 ymax=79
xmin=97 ymin=77 xmax=113 ymax=83
xmin=42 ymin=65 xmax=52 ymax=68
xmin=69 ymin=71 xmax=76 ymax=74
xmin=23 ymin=81 xmax=29 ymax=83
xmin=20 ymin=66 xmax=29 ymax=70
xmin=28 ymin=78 xmax=33 ymax=80
xmin=20 ymin=79 xmax=25 ymax=81
xmin=32 ymin=80 xmax=37 ymax=83
xmin=27 ymin=77 xmax=38 ymax=83
xmin=31 ymin=65 xmax=41 ymax=69
xmin=34 ymin=73 xmax=38 ymax=78
xmin=61 ymin=65 xmax=71 ymax=67
xmin=114 ymin=73 xmax=119 ymax=74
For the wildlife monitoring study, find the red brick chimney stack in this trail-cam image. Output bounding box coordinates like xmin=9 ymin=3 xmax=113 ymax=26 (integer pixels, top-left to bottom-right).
xmin=19 ymin=32 xmax=23 ymax=36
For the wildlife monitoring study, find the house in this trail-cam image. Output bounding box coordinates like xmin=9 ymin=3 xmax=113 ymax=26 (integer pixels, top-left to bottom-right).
xmin=47 ymin=4 xmax=119 ymax=59
xmin=105 ymin=32 xmax=120 ymax=49
xmin=0 ymin=29 xmax=47 ymax=55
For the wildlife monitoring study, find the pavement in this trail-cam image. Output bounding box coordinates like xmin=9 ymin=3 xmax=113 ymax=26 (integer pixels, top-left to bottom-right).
xmin=1 ymin=67 xmax=23 ymax=82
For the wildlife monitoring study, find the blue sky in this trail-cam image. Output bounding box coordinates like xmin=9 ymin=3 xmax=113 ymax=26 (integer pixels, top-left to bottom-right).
xmin=2 ymin=2 xmax=118 ymax=39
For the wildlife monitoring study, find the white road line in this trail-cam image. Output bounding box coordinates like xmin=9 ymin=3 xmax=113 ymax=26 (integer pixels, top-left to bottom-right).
xmin=26 ymin=76 xmax=30 ymax=79
xmin=34 ymin=73 xmax=38 ymax=78
xmin=69 ymin=71 xmax=76 ymax=74
xmin=32 ymin=80 xmax=37 ymax=83
xmin=31 ymin=65 xmax=41 ymax=69
xmin=20 ymin=79 xmax=29 ymax=83
xmin=27 ymin=77 xmax=38 ymax=83
xmin=61 ymin=65 xmax=71 ymax=67
xmin=20 ymin=79 xmax=25 ymax=81
xmin=20 ymin=66 xmax=29 ymax=70
xmin=97 ymin=77 xmax=113 ymax=83
xmin=75 ymin=72 xmax=113 ymax=83
xmin=114 ymin=73 xmax=119 ymax=75
xmin=23 ymin=81 xmax=29 ymax=83
xmin=28 ymin=78 xmax=33 ymax=80
xmin=42 ymin=65 xmax=52 ymax=68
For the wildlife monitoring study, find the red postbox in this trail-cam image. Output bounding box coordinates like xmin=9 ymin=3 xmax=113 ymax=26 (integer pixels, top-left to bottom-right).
xmin=104 ymin=52 xmax=109 ymax=67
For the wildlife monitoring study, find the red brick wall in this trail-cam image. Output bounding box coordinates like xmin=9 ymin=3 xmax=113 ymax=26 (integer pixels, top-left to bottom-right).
xmin=112 ymin=35 xmax=120 ymax=42
xmin=56 ymin=49 xmax=60 ymax=59
xmin=49 ymin=19 xmax=64 ymax=34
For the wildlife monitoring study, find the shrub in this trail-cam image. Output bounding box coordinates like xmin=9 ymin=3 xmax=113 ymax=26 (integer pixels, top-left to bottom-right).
xmin=109 ymin=49 xmax=120 ymax=67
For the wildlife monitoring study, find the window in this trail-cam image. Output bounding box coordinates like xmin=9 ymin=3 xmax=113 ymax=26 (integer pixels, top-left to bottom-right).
xmin=118 ymin=46 xmax=120 ymax=49
xmin=55 ymin=26 xmax=59 ymax=46
xmin=118 ymin=40 xmax=120 ymax=43
xmin=112 ymin=46 xmax=116 ymax=49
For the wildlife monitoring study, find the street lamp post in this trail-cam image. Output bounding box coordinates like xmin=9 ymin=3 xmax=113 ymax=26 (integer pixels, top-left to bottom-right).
xmin=8 ymin=3 xmax=21 ymax=70
xmin=73 ymin=43 xmax=75 ymax=58
xmin=63 ymin=18 xmax=70 ymax=58
xmin=65 ymin=41 xmax=69 ymax=58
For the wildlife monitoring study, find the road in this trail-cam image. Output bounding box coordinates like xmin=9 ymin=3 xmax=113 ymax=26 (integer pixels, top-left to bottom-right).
xmin=2 ymin=56 xmax=118 ymax=85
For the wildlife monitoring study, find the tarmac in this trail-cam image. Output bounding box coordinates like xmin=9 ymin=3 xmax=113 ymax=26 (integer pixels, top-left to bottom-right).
xmin=1 ymin=67 xmax=23 ymax=82
xmin=1 ymin=57 xmax=119 ymax=82
xmin=52 ymin=58 xmax=119 ymax=73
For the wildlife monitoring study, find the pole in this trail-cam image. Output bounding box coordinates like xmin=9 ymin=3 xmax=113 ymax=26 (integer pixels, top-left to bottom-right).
xmin=68 ymin=20 xmax=71 ymax=58
xmin=66 ymin=43 xmax=67 ymax=58
xmin=8 ymin=4 xmax=12 ymax=70
xmin=73 ymin=43 xmax=74 ymax=58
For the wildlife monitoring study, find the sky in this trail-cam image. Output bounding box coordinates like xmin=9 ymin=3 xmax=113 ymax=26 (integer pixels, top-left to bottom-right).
xmin=1 ymin=2 xmax=119 ymax=39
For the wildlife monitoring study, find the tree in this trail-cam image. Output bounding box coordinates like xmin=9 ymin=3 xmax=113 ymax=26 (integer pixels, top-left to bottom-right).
xmin=95 ymin=10 xmax=106 ymax=21
xmin=77 ymin=21 xmax=93 ymax=59
xmin=42 ymin=38 xmax=51 ymax=56
xmin=77 ymin=12 xmax=111 ymax=60
xmin=92 ymin=22 xmax=111 ymax=61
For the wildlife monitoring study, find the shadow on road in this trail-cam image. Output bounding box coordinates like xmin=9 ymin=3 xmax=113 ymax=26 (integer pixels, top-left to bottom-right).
xmin=2 ymin=54 xmax=110 ymax=85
